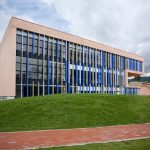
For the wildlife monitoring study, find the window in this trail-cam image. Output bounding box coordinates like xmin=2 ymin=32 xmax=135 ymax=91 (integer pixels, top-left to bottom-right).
xmin=16 ymin=43 xmax=22 ymax=51
xmin=16 ymin=35 xmax=22 ymax=43
xmin=23 ymin=36 xmax=27 ymax=44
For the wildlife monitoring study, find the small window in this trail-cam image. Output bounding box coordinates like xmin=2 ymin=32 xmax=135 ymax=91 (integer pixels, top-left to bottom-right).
xmin=16 ymin=35 xmax=22 ymax=43
xmin=23 ymin=36 xmax=27 ymax=44
xmin=16 ymin=43 xmax=22 ymax=51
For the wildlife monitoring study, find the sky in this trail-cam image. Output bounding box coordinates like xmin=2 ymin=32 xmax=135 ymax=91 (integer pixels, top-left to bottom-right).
xmin=0 ymin=0 xmax=150 ymax=74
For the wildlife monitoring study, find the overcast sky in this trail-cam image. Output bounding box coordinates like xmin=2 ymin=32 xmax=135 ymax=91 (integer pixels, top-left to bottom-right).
xmin=0 ymin=0 xmax=150 ymax=74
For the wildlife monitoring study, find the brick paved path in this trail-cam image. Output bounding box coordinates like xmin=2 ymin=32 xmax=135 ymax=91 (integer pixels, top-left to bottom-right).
xmin=0 ymin=123 xmax=150 ymax=150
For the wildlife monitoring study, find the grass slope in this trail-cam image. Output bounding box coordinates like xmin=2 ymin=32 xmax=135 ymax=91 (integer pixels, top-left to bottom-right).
xmin=0 ymin=94 xmax=150 ymax=132
xmin=40 ymin=139 xmax=150 ymax=150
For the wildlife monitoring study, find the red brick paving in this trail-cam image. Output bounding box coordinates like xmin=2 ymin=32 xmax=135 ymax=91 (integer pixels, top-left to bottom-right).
xmin=0 ymin=123 xmax=150 ymax=150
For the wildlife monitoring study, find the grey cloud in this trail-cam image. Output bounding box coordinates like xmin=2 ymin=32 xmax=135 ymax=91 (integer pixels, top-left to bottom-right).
xmin=0 ymin=0 xmax=150 ymax=73
xmin=44 ymin=0 xmax=150 ymax=73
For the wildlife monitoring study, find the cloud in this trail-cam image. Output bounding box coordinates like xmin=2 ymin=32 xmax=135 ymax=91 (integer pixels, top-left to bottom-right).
xmin=0 ymin=0 xmax=35 ymax=41
xmin=41 ymin=0 xmax=150 ymax=73
xmin=0 ymin=0 xmax=150 ymax=74
xmin=0 ymin=0 xmax=69 ymax=38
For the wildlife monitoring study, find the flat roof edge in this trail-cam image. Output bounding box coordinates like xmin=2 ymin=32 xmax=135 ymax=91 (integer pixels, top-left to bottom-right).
xmin=10 ymin=17 xmax=144 ymax=61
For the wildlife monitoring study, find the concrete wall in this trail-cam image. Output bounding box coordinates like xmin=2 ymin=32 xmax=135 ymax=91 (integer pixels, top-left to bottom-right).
xmin=140 ymin=83 xmax=150 ymax=95
xmin=0 ymin=19 xmax=16 ymax=96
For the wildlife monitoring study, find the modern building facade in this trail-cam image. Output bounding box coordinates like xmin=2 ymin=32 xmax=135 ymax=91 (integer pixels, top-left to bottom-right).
xmin=0 ymin=17 xmax=144 ymax=99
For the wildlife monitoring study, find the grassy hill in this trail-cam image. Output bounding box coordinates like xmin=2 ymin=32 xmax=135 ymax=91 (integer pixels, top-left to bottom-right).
xmin=0 ymin=94 xmax=150 ymax=132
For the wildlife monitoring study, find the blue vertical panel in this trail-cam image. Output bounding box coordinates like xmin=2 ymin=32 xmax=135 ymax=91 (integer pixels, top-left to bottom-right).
xmin=101 ymin=51 xmax=105 ymax=93
xmin=82 ymin=46 xmax=84 ymax=92
xmin=100 ymin=65 xmax=102 ymax=87
xmin=76 ymin=64 xmax=78 ymax=92
xmin=116 ymin=68 xmax=117 ymax=87
xmin=129 ymin=59 xmax=131 ymax=70
xmin=99 ymin=51 xmax=101 ymax=86
xmin=107 ymin=68 xmax=109 ymax=93
xmin=112 ymin=54 xmax=114 ymax=69
xmin=52 ymin=61 xmax=54 ymax=88
xmin=67 ymin=42 xmax=70 ymax=93
xmin=52 ymin=41 xmax=54 ymax=93
xmin=101 ymin=51 xmax=103 ymax=87
xmin=65 ymin=42 xmax=67 ymax=92
xmin=21 ymin=31 xmax=23 ymax=98
xmin=136 ymin=60 xmax=138 ymax=71
xmin=122 ymin=57 xmax=123 ymax=70
xmin=139 ymin=61 xmax=141 ymax=72
xmin=98 ymin=52 xmax=100 ymax=90
xmin=109 ymin=69 xmax=110 ymax=87
xmin=79 ymin=46 xmax=81 ymax=93
xmin=79 ymin=70 xmax=82 ymax=93
xmin=124 ymin=57 xmax=125 ymax=70
xmin=139 ymin=61 xmax=142 ymax=72
xmin=26 ymin=57 xmax=29 ymax=97
xmin=42 ymin=38 xmax=45 ymax=95
xmin=26 ymin=47 xmax=29 ymax=97
xmin=56 ymin=39 xmax=59 ymax=94
xmin=47 ymin=58 xmax=50 ymax=95
xmin=98 ymin=65 xmax=100 ymax=88
xmin=88 ymin=48 xmax=91 ymax=91
xmin=92 ymin=84 xmax=94 ymax=93
xmin=102 ymin=51 xmax=105 ymax=67
xmin=138 ymin=61 xmax=140 ymax=71
xmin=132 ymin=59 xmax=133 ymax=70
xmin=32 ymin=33 xmax=35 ymax=55
xmin=109 ymin=54 xmax=111 ymax=93
xmin=97 ymin=66 xmax=99 ymax=89
xmin=107 ymin=68 xmax=109 ymax=87
xmin=75 ymin=44 xmax=78 ymax=92
xmin=111 ymin=54 xmax=114 ymax=94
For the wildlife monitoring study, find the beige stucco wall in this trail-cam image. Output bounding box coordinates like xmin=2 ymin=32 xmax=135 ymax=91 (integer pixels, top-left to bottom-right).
xmin=140 ymin=83 xmax=150 ymax=95
xmin=0 ymin=20 xmax=16 ymax=96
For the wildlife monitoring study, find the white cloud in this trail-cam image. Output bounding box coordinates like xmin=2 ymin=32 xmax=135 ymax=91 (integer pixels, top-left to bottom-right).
xmin=41 ymin=0 xmax=150 ymax=73
xmin=0 ymin=0 xmax=150 ymax=74
xmin=0 ymin=0 xmax=35 ymax=41
xmin=0 ymin=10 xmax=11 ymax=41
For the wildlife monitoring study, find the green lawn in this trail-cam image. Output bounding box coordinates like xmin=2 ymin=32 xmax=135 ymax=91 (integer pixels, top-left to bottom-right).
xmin=40 ymin=139 xmax=150 ymax=150
xmin=0 ymin=94 xmax=150 ymax=132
